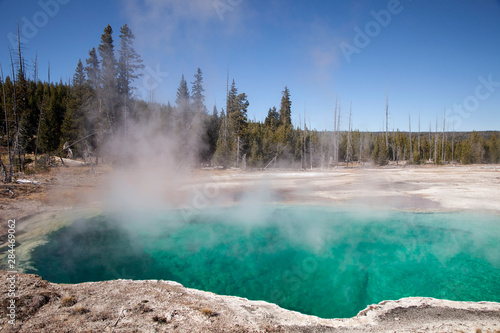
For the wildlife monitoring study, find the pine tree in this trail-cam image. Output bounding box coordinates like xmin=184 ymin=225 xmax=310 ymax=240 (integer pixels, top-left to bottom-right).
xmin=472 ymin=132 xmax=486 ymax=163
xmin=212 ymin=108 xmax=230 ymax=167
xmin=213 ymin=80 xmax=249 ymax=167
xmin=117 ymin=24 xmax=143 ymax=98
xmin=73 ymin=59 xmax=86 ymax=86
xmin=117 ymin=24 xmax=143 ymax=128
xmin=16 ymin=48 xmax=37 ymax=155
xmin=276 ymin=86 xmax=292 ymax=151
xmin=98 ymin=24 xmax=117 ymax=129
xmin=227 ymin=80 xmax=249 ymax=141
xmin=233 ymin=93 xmax=249 ymax=167
xmin=175 ymin=74 xmax=191 ymax=128
xmin=175 ymin=74 xmax=190 ymax=106
xmin=460 ymin=140 xmax=473 ymax=164
xmin=39 ymin=83 xmax=68 ymax=153
xmin=279 ymin=86 xmax=292 ymax=127
xmin=1 ymin=67 xmax=14 ymax=180
xmin=191 ymin=68 xmax=207 ymax=115
xmin=264 ymin=107 xmax=279 ymax=130
xmin=202 ymin=105 xmax=219 ymax=162
xmin=372 ymin=134 xmax=388 ymax=165
xmin=61 ymin=60 xmax=88 ymax=152
xmin=83 ymin=48 xmax=101 ymax=155
xmin=85 ymin=48 xmax=100 ymax=90
xmin=229 ymin=92 xmax=249 ymax=138
xmin=489 ymin=134 xmax=499 ymax=163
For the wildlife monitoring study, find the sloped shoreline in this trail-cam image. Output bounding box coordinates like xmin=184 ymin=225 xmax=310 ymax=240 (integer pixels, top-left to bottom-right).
xmin=1 ymin=271 xmax=500 ymax=332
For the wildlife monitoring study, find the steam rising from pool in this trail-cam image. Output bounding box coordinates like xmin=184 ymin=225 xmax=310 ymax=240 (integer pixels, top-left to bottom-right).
xmin=30 ymin=206 xmax=500 ymax=318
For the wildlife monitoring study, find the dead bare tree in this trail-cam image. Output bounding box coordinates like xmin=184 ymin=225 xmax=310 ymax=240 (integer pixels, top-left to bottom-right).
xmin=299 ymin=110 xmax=307 ymax=169
xmin=1 ymin=64 xmax=13 ymax=182
xmin=53 ymin=132 xmax=96 ymax=166
xmin=9 ymin=50 xmax=22 ymax=172
xmin=451 ymin=121 xmax=455 ymax=163
xmin=418 ymin=113 xmax=421 ymax=160
xmin=34 ymin=63 xmax=48 ymax=167
xmin=392 ymin=127 xmax=395 ymax=161
xmin=336 ymin=98 xmax=341 ymax=168
xmin=359 ymin=131 xmax=362 ymax=165
xmin=264 ymin=153 xmax=278 ymax=169
xmin=309 ymin=118 xmax=312 ymax=170
xmin=385 ymin=92 xmax=389 ymax=149
xmin=393 ymin=128 xmax=398 ymax=165
xmin=333 ymin=97 xmax=337 ymax=168
xmin=434 ymin=116 xmax=438 ymax=165
xmin=442 ymin=108 xmax=446 ymax=162
xmin=409 ymin=113 xmax=412 ymax=162
xmin=428 ymin=121 xmax=432 ymax=162
xmin=299 ymin=112 xmax=304 ymax=169
xmin=304 ymin=107 xmax=309 ymax=170
xmin=346 ymin=102 xmax=352 ymax=167
xmin=225 ymin=65 xmax=229 ymax=147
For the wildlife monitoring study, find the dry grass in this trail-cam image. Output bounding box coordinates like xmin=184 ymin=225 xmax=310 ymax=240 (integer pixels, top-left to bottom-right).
xmin=61 ymin=295 xmax=77 ymax=307
xmin=200 ymin=307 xmax=217 ymax=318
xmin=73 ymin=306 xmax=90 ymax=315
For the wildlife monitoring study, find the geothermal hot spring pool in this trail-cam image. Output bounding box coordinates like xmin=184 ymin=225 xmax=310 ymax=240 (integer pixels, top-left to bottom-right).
xmin=27 ymin=205 xmax=500 ymax=319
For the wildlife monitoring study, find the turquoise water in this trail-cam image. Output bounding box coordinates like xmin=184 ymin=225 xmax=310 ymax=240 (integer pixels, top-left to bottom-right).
xmin=30 ymin=206 xmax=500 ymax=318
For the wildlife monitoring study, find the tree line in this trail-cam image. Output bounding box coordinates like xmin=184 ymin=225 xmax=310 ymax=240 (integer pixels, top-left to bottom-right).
xmin=1 ymin=24 xmax=500 ymax=181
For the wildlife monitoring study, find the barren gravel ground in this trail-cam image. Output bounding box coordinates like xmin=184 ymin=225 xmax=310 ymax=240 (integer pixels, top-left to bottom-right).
xmin=203 ymin=164 xmax=500 ymax=212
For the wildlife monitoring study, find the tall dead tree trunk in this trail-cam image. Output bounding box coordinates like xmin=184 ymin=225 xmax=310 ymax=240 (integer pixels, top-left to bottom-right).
xmin=346 ymin=102 xmax=352 ymax=167
xmin=225 ymin=66 xmax=229 ymax=148
xmin=418 ymin=113 xmax=421 ymax=160
xmin=16 ymin=24 xmax=26 ymax=172
xmin=300 ymin=112 xmax=304 ymax=169
xmin=336 ymin=99 xmax=341 ymax=168
xmin=434 ymin=117 xmax=438 ymax=165
xmin=303 ymin=110 xmax=307 ymax=169
xmin=34 ymin=65 xmax=47 ymax=167
xmin=333 ymin=97 xmax=337 ymax=168
xmin=9 ymin=51 xmax=22 ymax=173
xmin=394 ymin=128 xmax=398 ymax=165
xmin=409 ymin=114 xmax=412 ymax=162
xmin=359 ymin=132 xmax=362 ymax=165
xmin=452 ymin=122 xmax=455 ymax=163
xmin=429 ymin=122 xmax=432 ymax=162
xmin=1 ymin=64 xmax=13 ymax=182
xmin=309 ymin=119 xmax=312 ymax=170
xmin=385 ymin=93 xmax=389 ymax=149
xmin=442 ymin=108 xmax=446 ymax=162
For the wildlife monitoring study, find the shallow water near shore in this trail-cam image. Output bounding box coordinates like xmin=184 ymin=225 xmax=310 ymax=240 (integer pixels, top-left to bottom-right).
xmin=28 ymin=205 xmax=500 ymax=318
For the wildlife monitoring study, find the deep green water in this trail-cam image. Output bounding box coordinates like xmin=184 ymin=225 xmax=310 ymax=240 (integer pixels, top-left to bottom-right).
xmin=30 ymin=206 xmax=500 ymax=318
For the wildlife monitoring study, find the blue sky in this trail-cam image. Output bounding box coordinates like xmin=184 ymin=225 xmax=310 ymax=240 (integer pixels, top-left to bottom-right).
xmin=1 ymin=0 xmax=499 ymax=132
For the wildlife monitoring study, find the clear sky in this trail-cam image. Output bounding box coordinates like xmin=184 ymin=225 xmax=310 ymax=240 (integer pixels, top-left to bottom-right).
xmin=1 ymin=0 xmax=499 ymax=132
